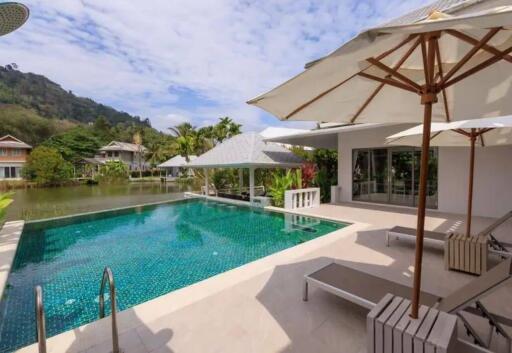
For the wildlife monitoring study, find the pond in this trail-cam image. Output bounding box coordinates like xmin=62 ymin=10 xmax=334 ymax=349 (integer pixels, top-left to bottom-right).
xmin=4 ymin=181 xmax=199 ymax=221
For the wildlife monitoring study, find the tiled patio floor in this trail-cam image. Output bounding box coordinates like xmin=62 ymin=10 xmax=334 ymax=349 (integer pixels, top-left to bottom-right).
xmin=17 ymin=202 xmax=512 ymax=353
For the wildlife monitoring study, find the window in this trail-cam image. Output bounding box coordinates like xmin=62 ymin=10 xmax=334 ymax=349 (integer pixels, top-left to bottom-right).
xmin=3 ymin=166 xmax=18 ymax=179
xmin=11 ymin=149 xmax=23 ymax=156
xmin=352 ymin=147 xmax=438 ymax=208
xmin=0 ymin=149 xmax=7 ymax=156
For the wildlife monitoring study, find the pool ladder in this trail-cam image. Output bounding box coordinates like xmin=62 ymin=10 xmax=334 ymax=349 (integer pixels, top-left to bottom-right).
xmin=99 ymin=267 xmax=121 ymax=353
xmin=34 ymin=267 xmax=121 ymax=353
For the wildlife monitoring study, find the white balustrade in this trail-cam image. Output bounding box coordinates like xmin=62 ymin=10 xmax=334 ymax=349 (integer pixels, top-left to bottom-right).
xmin=284 ymin=188 xmax=320 ymax=210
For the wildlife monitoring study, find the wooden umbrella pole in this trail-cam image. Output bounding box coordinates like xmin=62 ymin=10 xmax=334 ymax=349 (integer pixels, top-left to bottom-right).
xmin=466 ymin=129 xmax=476 ymax=237
xmin=411 ymin=34 xmax=438 ymax=319
xmin=411 ymin=100 xmax=433 ymax=318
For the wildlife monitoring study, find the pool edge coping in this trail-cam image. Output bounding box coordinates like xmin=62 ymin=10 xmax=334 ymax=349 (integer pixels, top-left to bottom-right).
xmin=0 ymin=220 xmax=24 ymax=302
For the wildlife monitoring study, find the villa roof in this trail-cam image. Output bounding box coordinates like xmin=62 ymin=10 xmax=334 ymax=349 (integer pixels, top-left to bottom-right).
xmin=263 ymin=123 xmax=407 ymax=149
xmin=187 ymin=132 xmax=303 ymax=168
xmin=100 ymin=141 xmax=147 ymax=153
xmin=158 ymin=155 xmax=197 ymax=168
xmin=0 ymin=135 xmax=32 ymax=149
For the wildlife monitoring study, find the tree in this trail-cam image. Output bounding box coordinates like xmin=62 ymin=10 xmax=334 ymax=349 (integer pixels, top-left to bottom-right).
xmin=132 ymin=130 xmax=144 ymax=178
xmin=168 ymin=122 xmax=195 ymax=138
xmin=42 ymin=126 xmax=103 ymax=163
xmin=213 ymin=117 xmax=241 ymax=144
xmin=23 ymin=146 xmax=73 ymax=185
xmin=97 ymin=160 xmax=129 ymax=184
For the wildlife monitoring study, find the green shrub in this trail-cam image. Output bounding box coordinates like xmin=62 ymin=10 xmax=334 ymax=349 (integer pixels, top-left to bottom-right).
xmin=268 ymin=169 xmax=301 ymax=207
xmin=0 ymin=192 xmax=13 ymax=225
xmin=97 ymin=161 xmax=129 ymax=184
xmin=22 ymin=146 xmax=73 ymax=185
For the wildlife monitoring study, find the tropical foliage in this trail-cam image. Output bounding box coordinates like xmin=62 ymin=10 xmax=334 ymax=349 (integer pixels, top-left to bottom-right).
xmin=268 ymin=169 xmax=302 ymax=207
xmin=22 ymin=146 xmax=73 ymax=185
xmin=0 ymin=192 xmax=13 ymax=225
xmin=168 ymin=117 xmax=241 ymax=161
xmin=97 ymin=161 xmax=129 ymax=184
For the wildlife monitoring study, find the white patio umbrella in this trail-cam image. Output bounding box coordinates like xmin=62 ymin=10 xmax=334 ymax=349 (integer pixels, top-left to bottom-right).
xmin=248 ymin=7 xmax=512 ymax=318
xmin=0 ymin=2 xmax=29 ymax=36
xmin=387 ymin=116 xmax=512 ymax=238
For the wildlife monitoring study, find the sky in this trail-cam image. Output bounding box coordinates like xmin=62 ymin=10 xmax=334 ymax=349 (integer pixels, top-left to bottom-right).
xmin=0 ymin=0 xmax=427 ymax=132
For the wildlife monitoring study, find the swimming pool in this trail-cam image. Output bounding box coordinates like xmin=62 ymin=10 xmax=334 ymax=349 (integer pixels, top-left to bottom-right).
xmin=0 ymin=198 xmax=346 ymax=352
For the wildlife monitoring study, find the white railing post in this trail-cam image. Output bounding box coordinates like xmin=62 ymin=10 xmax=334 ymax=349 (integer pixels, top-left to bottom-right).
xmin=284 ymin=188 xmax=320 ymax=209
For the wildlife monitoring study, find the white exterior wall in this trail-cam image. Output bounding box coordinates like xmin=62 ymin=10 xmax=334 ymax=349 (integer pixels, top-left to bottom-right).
xmin=337 ymin=125 xmax=512 ymax=218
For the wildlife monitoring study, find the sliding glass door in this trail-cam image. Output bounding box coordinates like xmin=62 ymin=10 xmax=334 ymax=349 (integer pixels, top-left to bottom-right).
xmin=352 ymin=147 xmax=438 ymax=208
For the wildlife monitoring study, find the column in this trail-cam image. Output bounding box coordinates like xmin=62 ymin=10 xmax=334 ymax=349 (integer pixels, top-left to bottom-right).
xmin=249 ymin=167 xmax=255 ymax=202
xmin=204 ymin=168 xmax=209 ymax=195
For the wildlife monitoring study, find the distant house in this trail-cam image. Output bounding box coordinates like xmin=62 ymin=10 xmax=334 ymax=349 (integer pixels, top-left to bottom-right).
xmin=94 ymin=141 xmax=148 ymax=171
xmin=0 ymin=135 xmax=32 ymax=179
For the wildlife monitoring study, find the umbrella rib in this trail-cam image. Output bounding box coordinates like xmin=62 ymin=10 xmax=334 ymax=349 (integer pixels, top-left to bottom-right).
xmin=420 ymin=35 xmax=430 ymax=87
xmin=358 ymin=72 xmax=418 ymax=93
xmin=351 ymin=37 xmax=422 ymax=123
xmin=430 ymin=131 xmax=442 ymax=141
xmin=440 ymin=28 xmax=500 ymax=86
xmin=434 ymin=40 xmax=450 ymax=122
xmin=445 ymin=29 xmax=512 ymax=64
xmin=452 ymin=128 xmax=470 ymax=137
xmin=366 ymin=58 xmax=422 ymax=92
xmin=444 ymin=44 xmax=512 ymax=88
xmin=282 ymin=35 xmax=417 ymax=120
xmin=283 ymin=72 xmax=359 ymax=120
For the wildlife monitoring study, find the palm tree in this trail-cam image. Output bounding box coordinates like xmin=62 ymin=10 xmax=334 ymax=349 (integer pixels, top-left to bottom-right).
xmin=176 ymin=135 xmax=196 ymax=162
xmin=168 ymin=122 xmax=195 ymax=138
xmin=213 ymin=117 xmax=241 ymax=144
xmin=132 ymin=130 xmax=144 ymax=178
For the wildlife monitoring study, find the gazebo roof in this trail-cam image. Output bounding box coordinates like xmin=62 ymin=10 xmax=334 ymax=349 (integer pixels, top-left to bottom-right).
xmin=187 ymin=132 xmax=303 ymax=168
xmin=158 ymin=155 xmax=197 ymax=168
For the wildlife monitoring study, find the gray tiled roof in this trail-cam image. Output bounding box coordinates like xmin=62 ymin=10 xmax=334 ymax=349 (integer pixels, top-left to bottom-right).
xmin=158 ymin=155 xmax=197 ymax=168
xmin=100 ymin=141 xmax=147 ymax=152
xmin=187 ymin=132 xmax=303 ymax=168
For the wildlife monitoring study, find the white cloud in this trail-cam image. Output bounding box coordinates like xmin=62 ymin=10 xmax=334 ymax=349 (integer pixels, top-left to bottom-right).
xmin=0 ymin=0 xmax=426 ymax=132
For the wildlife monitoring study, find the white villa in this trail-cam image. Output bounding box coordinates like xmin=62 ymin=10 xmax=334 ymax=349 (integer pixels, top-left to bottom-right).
xmin=93 ymin=141 xmax=148 ymax=171
xmin=266 ymin=123 xmax=512 ymax=219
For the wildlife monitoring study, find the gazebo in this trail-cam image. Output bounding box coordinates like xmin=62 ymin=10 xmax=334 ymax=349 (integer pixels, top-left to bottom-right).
xmin=158 ymin=155 xmax=197 ymax=179
xmin=187 ymin=132 xmax=303 ymax=202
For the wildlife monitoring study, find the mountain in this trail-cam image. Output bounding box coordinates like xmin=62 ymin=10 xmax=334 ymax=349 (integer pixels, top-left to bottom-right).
xmin=0 ymin=66 xmax=152 ymax=145
xmin=0 ymin=65 xmax=149 ymax=126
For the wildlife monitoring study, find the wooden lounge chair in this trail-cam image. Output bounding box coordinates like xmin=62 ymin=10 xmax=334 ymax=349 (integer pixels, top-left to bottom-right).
xmin=303 ymin=258 xmax=512 ymax=352
xmin=386 ymin=210 xmax=512 ymax=257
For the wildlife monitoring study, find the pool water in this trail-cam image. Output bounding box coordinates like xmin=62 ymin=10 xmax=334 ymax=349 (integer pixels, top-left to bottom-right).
xmin=0 ymin=199 xmax=346 ymax=352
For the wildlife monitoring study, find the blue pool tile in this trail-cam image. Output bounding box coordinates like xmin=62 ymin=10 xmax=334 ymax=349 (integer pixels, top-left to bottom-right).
xmin=0 ymin=199 xmax=346 ymax=352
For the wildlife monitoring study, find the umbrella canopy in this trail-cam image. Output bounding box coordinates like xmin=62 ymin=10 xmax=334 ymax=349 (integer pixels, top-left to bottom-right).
xmin=386 ymin=116 xmax=512 ymax=147
xmin=0 ymin=2 xmax=29 ymax=36
xmin=248 ymin=5 xmax=512 ymax=318
xmin=387 ymin=116 xmax=512 ymax=237
xmin=248 ymin=6 xmax=512 ymax=124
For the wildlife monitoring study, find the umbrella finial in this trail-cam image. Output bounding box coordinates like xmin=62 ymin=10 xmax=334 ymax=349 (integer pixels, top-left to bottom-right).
xmin=425 ymin=10 xmax=451 ymax=21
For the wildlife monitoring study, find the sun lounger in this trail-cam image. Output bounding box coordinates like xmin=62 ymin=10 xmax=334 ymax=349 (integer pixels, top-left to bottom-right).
xmin=386 ymin=210 xmax=512 ymax=257
xmin=386 ymin=226 xmax=447 ymax=247
xmin=303 ymin=258 xmax=512 ymax=351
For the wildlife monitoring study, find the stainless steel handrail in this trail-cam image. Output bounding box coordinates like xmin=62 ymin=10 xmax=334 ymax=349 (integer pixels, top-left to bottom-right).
xmin=34 ymin=285 xmax=47 ymax=353
xmin=99 ymin=267 xmax=121 ymax=353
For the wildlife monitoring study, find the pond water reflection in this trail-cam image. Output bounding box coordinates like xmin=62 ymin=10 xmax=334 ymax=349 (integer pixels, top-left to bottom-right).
xmin=5 ymin=181 xmax=199 ymax=221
